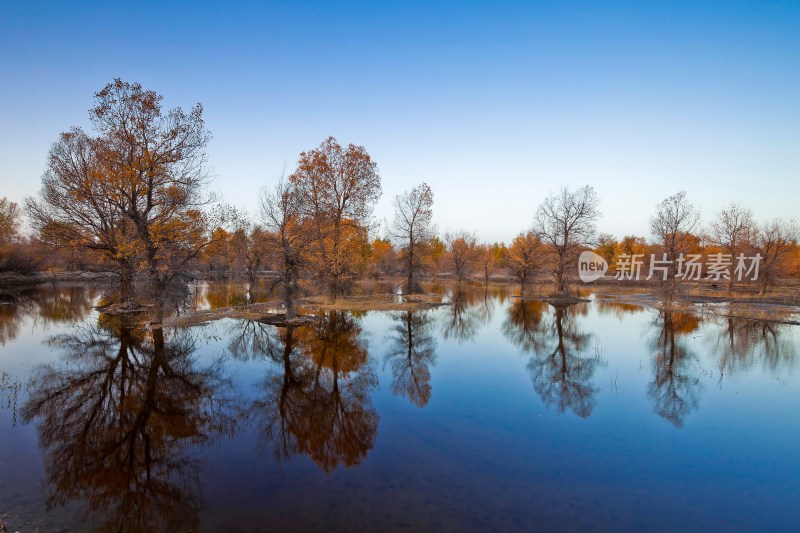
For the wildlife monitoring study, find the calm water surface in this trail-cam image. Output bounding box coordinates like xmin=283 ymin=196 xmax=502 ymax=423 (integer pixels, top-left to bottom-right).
xmin=1 ymin=284 xmax=798 ymax=532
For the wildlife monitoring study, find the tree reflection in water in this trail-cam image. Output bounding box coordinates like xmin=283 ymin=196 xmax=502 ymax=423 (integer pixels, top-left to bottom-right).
xmin=504 ymin=300 xmax=601 ymax=418
xmin=22 ymin=316 xmax=237 ymax=532
xmin=502 ymin=299 xmax=548 ymax=354
xmin=647 ymin=311 xmax=702 ymax=427
xmin=709 ymin=315 xmax=797 ymax=380
xmin=528 ymin=305 xmax=599 ymax=418
xmin=439 ymin=289 xmax=484 ymax=343
xmin=0 ymin=295 xmax=23 ymax=345
xmin=252 ymin=311 xmax=379 ymax=473
xmin=0 ymin=285 xmax=97 ymax=345
xmin=594 ymin=300 xmax=647 ymax=320
xmin=226 ymin=319 xmax=274 ymax=361
xmin=384 ymin=310 xmax=437 ymax=408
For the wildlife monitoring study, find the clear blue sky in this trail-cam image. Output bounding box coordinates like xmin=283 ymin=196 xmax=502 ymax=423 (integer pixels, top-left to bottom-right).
xmin=1 ymin=0 xmax=798 ymax=243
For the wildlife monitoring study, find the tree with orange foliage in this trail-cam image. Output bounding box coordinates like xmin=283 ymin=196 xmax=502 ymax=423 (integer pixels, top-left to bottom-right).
xmin=370 ymin=238 xmax=396 ymax=276
xmin=243 ymin=225 xmax=271 ymax=288
xmin=89 ymin=80 xmax=236 ymax=318
xmin=203 ymin=227 xmax=234 ymax=273
xmin=595 ymin=233 xmax=617 ymax=267
xmin=445 ymin=230 xmax=479 ymax=285
xmin=505 ymin=231 xmax=545 ymax=294
xmin=428 ymin=236 xmax=445 ymax=279
xmin=0 ymin=197 xmax=32 ymax=272
xmin=27 ymin=80 xmax=236 ymax=317
xmin=26 ymin=128 xmax=141 ymax=301
xmin=478 ymin=242 xmax=506 ymax=285
xmin=749 ymin=219 xmax=799 ymax=295
xmin=616 ymin=235 xmax=649 ymax=257
xmin=0 ymin=198 xmax=19 ymax=243
xmin=290 ymin=137 xmax=381 ymax=300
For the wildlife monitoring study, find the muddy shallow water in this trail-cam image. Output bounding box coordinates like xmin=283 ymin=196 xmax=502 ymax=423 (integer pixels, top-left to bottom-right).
xmin=1 ymin=283 xmax=798 ymax=532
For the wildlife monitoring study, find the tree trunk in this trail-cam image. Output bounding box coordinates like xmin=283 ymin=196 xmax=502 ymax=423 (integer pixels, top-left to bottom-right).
xmin=119 ymin=263 xmax=133 ymax=305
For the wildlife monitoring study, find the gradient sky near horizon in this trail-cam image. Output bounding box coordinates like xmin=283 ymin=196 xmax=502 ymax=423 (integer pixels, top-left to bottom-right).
xmin=1 ymin=0 xmax=798 ymax=243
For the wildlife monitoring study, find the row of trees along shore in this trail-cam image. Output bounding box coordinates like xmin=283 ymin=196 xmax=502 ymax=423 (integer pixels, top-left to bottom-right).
xmin=1 ymin=80 xmax=799 ymax=320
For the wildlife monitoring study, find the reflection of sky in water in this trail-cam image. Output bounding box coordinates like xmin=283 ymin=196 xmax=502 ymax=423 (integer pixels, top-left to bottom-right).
xmin=0 ymin=285 xmax=798 ymax=531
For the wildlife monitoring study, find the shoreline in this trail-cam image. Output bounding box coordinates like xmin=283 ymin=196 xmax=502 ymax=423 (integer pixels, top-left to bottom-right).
xmin=3 ymin=273 xmax=798 ymax=326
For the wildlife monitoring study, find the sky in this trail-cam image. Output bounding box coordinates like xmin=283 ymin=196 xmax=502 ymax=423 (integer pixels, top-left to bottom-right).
xmin=1 ymin=0 xmax=798 ymax=243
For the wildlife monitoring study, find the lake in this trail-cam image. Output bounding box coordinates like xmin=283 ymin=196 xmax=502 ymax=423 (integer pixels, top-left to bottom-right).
xmin=1 ymin=283 xmax=798 ymax=532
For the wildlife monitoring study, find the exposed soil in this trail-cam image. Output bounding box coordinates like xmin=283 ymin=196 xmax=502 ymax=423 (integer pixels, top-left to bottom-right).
xmin=298 ymin=293 xmax=447 ymax=312
xmin=591 ymin=289 xmax=800 ymax=325
xmin=513 ymin=294 xmax=591 ymax=306
xmin=161 ymin=292 xmax=447 ymax=328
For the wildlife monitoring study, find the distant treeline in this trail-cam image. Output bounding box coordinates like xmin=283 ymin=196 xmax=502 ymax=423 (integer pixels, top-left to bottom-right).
xmin=1 ymin=80 xmax=798 ymax=312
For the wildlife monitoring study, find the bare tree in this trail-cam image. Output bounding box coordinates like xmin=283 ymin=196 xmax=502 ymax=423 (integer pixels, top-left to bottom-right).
xmin=649 ymin=191 xmax=701 ymax=304
xmin=445 ymin=230 xmax=478 ymax=285
xmin=290 ymin=137 xmax=381 ymax=299
xmin=749 ymin=219 xmax=798 ymax=295
xmin=709 ymin=203 xmax=754 ymax=291
xmin=389 ymin=182 xmax=434 ymax=293
xmin=260 ymin=179 xmax=310 ymax=319
xmin=533 ymin=186 xmax=600 ymax=295
xmin=505 ymin=231 xmax=545 ymax=295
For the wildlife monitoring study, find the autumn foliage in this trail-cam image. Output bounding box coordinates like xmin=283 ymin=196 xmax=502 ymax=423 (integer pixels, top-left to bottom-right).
xmin=6 ymin=79 xmax=798 ymax=307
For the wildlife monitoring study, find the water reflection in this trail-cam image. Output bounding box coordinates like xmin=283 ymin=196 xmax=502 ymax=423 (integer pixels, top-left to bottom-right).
xmin=439 ymin=289 xmax=485 ymax=343
xmin=0 ymin=285 xmax=96 ymax=345
xmin=647 ymin=311 xmax=702 ymax=427
xmin=2 ymin=284 xmax=800 ymax=531
xmin=528 ymin=305 xmax=600 ymax=418
xmin=195 ymin=280 xmax=252 ymax=309
xmin=594 ymin=300 xmax=647 ymax=319
xmin=475 ymin=288 xmax=496 ymax=326
xmin=384 ymin=310 xmax=437 ymax=407
xmin=0 ymin=297 xmax=22 ymax=345
xmin=190 ymin=278 xmax=279 ymax=311
xmin=0 ymin=370 xmax=22 ymax=426
xmin=252 ymin=311 xmax=379 ymax=472
xmin=710 ymin=316 xmax=798 ymax=380
xmin=503 ymin=300 xmax=601 ymax=417
xmin=502 ymin=299 xmax=548 ymax=353
xmin=22 ymin=316 xmax=237 ymax=532
xmin=227 ymin=319 xmax=274 ymax=361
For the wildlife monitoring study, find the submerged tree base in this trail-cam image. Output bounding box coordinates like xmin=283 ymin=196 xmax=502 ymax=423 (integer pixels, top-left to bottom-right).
xmin=513 ymin=294 xmax=590 ymax=306
xmin=256 ymin=313 xmax=319 ymax=327
xmin=95 ymin=302 xmax=154 ymax=315
xmin=299 ymin=293 xmax=446 ymax=312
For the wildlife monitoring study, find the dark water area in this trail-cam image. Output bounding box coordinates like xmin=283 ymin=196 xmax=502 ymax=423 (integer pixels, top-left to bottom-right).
xmin=1 ymin=283 xmax=798 ymax=532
